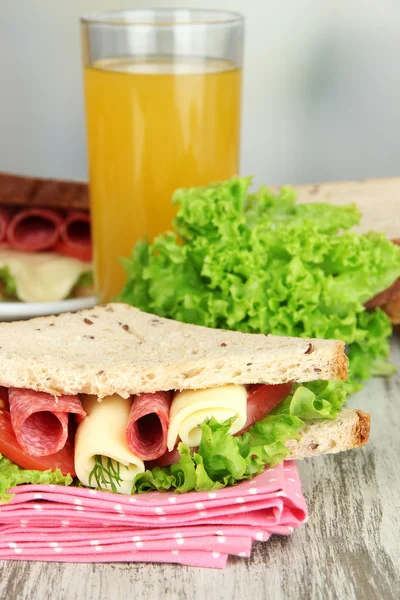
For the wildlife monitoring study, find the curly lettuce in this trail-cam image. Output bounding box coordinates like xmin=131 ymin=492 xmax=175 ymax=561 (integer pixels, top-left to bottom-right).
xmin=0 ymin=454 xmax=72 ymax=503
xmin=118 ymin=177 xmax=400 ymax=389
xmin=0 ymin=266 xmax=18 ymax=300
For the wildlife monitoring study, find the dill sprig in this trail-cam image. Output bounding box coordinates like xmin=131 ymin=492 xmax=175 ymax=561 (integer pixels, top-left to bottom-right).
xmin=88 ymin=455 xmax=128 ymax=493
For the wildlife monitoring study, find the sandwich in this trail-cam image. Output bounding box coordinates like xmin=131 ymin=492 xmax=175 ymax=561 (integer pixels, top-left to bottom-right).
xmin=0 ymin=303 xmax=369 ymax=501
xmin=366 ymin=239 xmax=400 ymax=327
xmin=285 ymin=181 xmax=400 ymax=331
xmin=0 ymin=171 xmax=93 ymax=303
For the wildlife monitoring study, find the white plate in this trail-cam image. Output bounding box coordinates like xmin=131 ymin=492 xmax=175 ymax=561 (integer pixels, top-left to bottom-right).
xmin=0 ymin=297 xmax=98 ymax=321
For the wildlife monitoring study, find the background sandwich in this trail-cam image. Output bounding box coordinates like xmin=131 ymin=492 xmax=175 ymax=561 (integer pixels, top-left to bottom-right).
xmin=0 ymin=304 xmax=369 ymax=500
xmin=366 ymin=238 xmax=400 ymax=326
xmin=0 ymin=171 xmax=92 ymax=303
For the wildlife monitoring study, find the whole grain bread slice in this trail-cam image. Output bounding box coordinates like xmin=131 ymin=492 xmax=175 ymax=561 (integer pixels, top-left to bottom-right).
xmin=0 ymin=303 xmax=347 ymax=397
xmin=0 ymin=172 xmax=89 ymax=211
xmin=286 ymin=408 xmax=370 ymax=459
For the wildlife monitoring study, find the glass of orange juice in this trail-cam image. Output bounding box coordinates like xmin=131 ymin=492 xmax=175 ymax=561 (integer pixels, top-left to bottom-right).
xmin=81 ymin=9 xmax=244 ymax=302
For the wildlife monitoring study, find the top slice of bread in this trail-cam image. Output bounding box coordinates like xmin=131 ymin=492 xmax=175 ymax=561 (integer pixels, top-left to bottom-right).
xmin=0 ymin=172 xmax=89 ymax=211
xmin=0 ymin=304 xmax=347 ymax=398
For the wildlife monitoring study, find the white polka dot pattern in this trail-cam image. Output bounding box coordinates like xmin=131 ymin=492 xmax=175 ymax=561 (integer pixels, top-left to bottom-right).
xmin=0 ymin=462 xmax=307 ymax=568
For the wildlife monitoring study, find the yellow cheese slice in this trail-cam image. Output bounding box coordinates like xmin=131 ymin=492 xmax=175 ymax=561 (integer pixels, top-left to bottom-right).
xmin=0 ymin=249 xmax=90 ymax=302
xmin=167 ymin=385 xmax=248 ymax=451
xmin=75 ymin=394 xmax=145 ymax=495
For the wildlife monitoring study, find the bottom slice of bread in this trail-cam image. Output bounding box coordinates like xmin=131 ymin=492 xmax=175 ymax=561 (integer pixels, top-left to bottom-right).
xmin=286 ymin=408 xmax=370 ymax=459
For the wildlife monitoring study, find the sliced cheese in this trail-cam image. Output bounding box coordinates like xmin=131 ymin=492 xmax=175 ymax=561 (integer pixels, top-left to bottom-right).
xmin=167 ymin=385 xmax=248 ymax=451
xmin=75 ymin=394 xmax=145 ymax=495
xmin=0 ymin=249 xmax=91 ymax=302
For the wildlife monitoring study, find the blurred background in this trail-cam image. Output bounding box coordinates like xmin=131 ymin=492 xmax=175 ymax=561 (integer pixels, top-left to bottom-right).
xmin=1 ymin=0 xmax=400 ymax=187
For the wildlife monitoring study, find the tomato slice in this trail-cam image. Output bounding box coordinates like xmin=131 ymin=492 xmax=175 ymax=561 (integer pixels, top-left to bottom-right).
xmin=236 ymin=382 xmax=293 ymax=436
xmin=54 ymin=240 xmax=92 ymax=263
xmin=0 ymin=409 xmax=75 ymax=476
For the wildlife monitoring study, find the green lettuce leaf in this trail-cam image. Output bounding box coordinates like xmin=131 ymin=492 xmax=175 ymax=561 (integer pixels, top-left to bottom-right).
xmin=74 ymin=271 xmax=93 ymax=289
xmin=0 ymin=454 xmax=73 ymax=503
xmin=131 ymin=380 xmax=346 ymax=494
xmin=289 ymin=381 xmax=345 ymax=419
xmin=0 ymin=266 xmax=18 ymax=300
xmin=118 ymin=177 xmax=400 ymax=388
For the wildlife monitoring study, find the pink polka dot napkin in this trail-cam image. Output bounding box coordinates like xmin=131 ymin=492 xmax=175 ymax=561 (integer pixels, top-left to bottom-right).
xmin=0 ymin=461 xmax=307 ymax=568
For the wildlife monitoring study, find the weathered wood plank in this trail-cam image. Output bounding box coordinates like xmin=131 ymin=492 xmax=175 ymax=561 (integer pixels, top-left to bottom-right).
xmin=1 ymin=339 xmax=399 ymax=600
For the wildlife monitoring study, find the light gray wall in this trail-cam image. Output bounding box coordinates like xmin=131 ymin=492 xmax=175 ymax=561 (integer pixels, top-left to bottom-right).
xmin=1 ymin=0 xmax=400 ymax=186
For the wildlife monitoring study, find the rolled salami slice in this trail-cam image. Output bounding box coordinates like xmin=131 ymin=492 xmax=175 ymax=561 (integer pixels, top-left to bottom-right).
xmin=8 ymin=388 xmax=86 ymax=457
xmin=126 ymin=391 xmax=172 ymax=461
xmin=7 ymin=208 xmax=63 ymax=252
xmin=54 ymin=211 xmax=92 ymax=262
xmin=145 ymin=445 xmax=202 ymax=468
xmin=0 ymin=386 xmax=9 ymax=411
xmin=0 ymin=207 xmax=15 ymax=243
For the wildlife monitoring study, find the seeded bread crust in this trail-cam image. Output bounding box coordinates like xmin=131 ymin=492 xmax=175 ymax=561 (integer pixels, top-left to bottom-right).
xmin=0 ymin=304 xmax=347 ymax=398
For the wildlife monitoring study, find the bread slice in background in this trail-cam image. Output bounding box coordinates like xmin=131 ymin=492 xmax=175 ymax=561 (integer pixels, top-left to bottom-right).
xmin=271 ymin=177 xmax=400 ymax=239
xmin=0 ymin=303 xmax=347 ymax=398
xmin=0 ymin=172 xmax=89 ymax=211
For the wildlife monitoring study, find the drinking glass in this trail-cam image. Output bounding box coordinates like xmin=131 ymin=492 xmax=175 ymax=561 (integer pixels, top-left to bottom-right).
xmin=81 ymin=9 xmax=244 ymax=301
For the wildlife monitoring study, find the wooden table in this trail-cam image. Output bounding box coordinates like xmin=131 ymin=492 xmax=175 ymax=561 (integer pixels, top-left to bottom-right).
xmin=1 ymin=339 xmax=399 ymax=600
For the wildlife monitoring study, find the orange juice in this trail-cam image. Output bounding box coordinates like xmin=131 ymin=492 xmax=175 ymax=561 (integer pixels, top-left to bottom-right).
xmin=84 ymin=57 xmax=242 ymax=301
